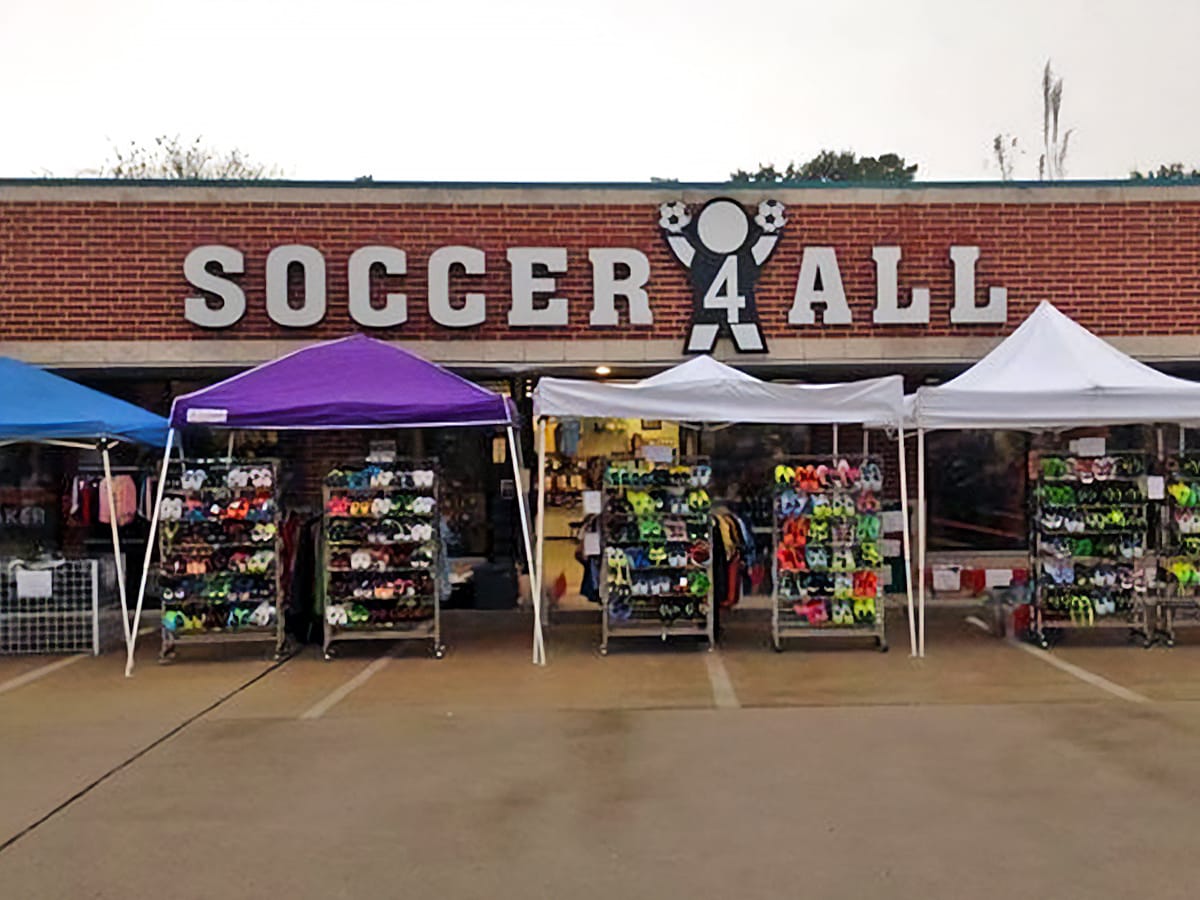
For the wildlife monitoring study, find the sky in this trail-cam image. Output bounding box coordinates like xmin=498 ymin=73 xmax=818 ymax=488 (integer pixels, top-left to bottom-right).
xmin=0 ymin=0 xmax=1197 ymax=183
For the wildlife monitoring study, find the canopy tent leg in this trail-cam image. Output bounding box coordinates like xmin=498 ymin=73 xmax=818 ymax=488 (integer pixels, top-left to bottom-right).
xmin=127 ymin=427 xmax=175 ymax=677
xmin=917 ymin=427 xmax=927 ymax=658
xmin=225 ymin=430 xmax=236 ymax=463
xmin=832 ymin=423 xmax=839 ymax=457
xmin=508 ymin=424 xmax=544 ymax=666
xmin=100 ymin=441 xmax=133 ymax=657
xmin=897 ymin=426 xmax=917 ymax=657
xmin=534 ymin=418 xmax=549 ymax=663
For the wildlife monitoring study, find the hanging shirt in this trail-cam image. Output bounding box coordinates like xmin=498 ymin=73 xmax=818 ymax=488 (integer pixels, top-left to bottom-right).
xmin=556 ymin=419 xmax=582 ymax=458
xmin=98 ymin=475 xmax=138 ymax=526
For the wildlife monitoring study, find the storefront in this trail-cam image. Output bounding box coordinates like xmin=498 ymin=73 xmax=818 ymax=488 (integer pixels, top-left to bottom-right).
xmin=3 ymin=178 xmax=1200 ymax=638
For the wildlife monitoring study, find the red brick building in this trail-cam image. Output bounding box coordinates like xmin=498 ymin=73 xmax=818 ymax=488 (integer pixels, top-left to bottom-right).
xmin=3 ymin=178 xmax=1199 ymax=564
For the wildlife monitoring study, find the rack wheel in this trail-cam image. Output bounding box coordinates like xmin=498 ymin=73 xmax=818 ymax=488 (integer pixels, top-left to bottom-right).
xmin=1165 ymin=637 xmax=1176 ymax=648
xmin=323 ymin=647 xmax=337 ymax=661
xmin=877 ymin=637 xmax=889 ymax=653
xmin=432 ymin=644 xmax=446 ymax=660
xmin=772 ymin=640 xmax=783 ymax=653
xmin=599 ymin=645 xmax=608 ymax=657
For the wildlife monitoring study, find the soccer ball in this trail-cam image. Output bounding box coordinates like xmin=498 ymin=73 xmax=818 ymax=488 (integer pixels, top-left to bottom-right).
xmin=658 ymin=201 xmax=691 ymax=233
xmin=755 ymin=199 xmax=787 ymax=233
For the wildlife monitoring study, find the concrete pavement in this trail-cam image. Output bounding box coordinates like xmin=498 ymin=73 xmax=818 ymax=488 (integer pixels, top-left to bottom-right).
xmin=2 ymin=609 xmax=1200 ymax=899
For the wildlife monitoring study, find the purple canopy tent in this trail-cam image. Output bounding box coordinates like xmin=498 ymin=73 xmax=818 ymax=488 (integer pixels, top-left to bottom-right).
xmin=128 ymin=335 xmax=543 ymax=675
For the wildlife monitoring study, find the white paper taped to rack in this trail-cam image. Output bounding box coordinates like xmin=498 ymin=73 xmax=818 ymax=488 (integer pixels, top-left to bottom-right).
xmin=16 ymin=568 xmax=53 ymax=599
xmin=582 ymin=491 xmax=602 ymax=515
xmin=880 ymin=510 xmax=906 ymax=534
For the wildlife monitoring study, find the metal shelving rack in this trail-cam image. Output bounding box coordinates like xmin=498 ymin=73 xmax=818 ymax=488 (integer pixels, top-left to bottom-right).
xmin=1031 ymin=450 xmax=1154 ymax=647
xmin=321 ymin=459 xmax=443 ymax=660
xmin=1156 ymin=453 xmax=1200 ymax=645
xmin=599 ymin=457 xmax=715 ymax=654
xmin=0 ymin=560 xmax=113 ymax=655
xmin=158 ymin=458 xmax=285 ymax=661
xmin=771 ymin=456 xmax=888 ymax=652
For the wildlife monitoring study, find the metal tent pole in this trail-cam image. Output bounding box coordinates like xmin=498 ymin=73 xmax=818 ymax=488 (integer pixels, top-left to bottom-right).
xmin=897 ymin=426 xmax=917 ymax=657
xmin=126 ymin=427 xmax=175 ymax=677
xmin=100 ymin=441 xmax=132 ymax=656
xmin=508 ymin=424 xmax=544 ymax=666
xmin=534 ymin=418 xmax=549 ymax=662
xmin=917 ymin=427 xmax=927 ymax=658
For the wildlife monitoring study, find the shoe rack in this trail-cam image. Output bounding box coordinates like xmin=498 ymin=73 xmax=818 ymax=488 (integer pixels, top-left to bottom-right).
xmin=771 ymin=456 xmax=888 ymax=652
xmin=599 ymin=457 xmax=715 ymax=655
xmin=1031 ymin=449 xmax=1154 ymax=648
xmin=321 ymin=459 xmax=444 ymax=660
xmin=157 ymin=458 xmax=285 ymax=662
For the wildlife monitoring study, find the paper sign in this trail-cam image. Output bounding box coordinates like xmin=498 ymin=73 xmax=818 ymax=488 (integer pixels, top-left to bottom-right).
xmin=1074 ymin=437 xmax=1106 ymax=457
xmin=932 ymin=566 xmax=961 ymax=592
xmin=880 ymin=510 xmax=906 ymax=534
xmin=640 ymin=445 xmax=674 ymax=464
xmin=985 ymin=568 xmax=1013 ymax=588
xmin=16 ymin=569 xmax=53 ymax=599
xmin=582 ymin=491 xmax=602 ymax=515
xmin=186 ymin=407 xmax=228 ymax=424
xmin=879 ymin=538 xmax=901 ymax=557
xmin=1145 ymin=475 xmax=1165 ymax=500
xmin=583 ymin=532 xmax=601 ymax=557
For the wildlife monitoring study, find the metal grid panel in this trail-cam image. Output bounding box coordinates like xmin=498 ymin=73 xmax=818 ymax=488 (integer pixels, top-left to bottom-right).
xmin=0 ymin=560 xmax=104 ymax=655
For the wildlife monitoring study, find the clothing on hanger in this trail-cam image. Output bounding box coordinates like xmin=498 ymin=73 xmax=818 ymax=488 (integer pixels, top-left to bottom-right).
xmin=98 ymin=475 xmax=138 ymax=526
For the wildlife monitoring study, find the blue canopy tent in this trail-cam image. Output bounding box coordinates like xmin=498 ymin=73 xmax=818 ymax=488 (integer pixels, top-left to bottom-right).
xmin=0 ymin=357 xmax=169 ymax=664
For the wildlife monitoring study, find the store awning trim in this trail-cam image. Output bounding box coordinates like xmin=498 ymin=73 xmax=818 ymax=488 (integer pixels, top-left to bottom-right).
xmin=534 ymin=355 xmax=905 ymax=426
xmin=0 ymin=357 xmax=168 ymax=446
xmin=170 ymin=334 xmax=514 ymax=430
xmin=914 ymin=302 xmax=1200 ymax=430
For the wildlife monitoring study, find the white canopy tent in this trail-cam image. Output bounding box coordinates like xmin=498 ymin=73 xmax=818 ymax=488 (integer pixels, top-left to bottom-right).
xmin=532 ymin=357 xmax=917 ymax=655
xmin=911 ymin=301 xmax=1200 ymax=654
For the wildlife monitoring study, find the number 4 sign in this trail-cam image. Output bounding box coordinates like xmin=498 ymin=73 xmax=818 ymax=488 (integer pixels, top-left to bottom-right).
xmin=660 ymin=197 xmax=786 ymax=354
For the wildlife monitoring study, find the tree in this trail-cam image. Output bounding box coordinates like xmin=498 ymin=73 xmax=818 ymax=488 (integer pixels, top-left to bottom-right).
xmin=990 ymin=59 xmax=1073 ymax=181
xmin=1039 ymin=60 xmax=1072 ymax=180
xmin=992 ymin=133 xmax=1019 ymax=181
xmin=730 ymin=150 xmax=918 ymax=184
xmin=1130 ymin=163 xmax=1200 ymax=181
xmin=91 ymin=134 xmax=283 ymax=179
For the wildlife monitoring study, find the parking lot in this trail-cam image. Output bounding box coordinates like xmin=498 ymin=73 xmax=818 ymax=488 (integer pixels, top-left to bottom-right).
xmin=3 ymin=609 xmax=1200 ymax=899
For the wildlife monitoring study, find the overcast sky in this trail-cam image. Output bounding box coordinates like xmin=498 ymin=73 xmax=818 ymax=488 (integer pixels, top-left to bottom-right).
xmin=1 ymin=0 xmax=1196 ymax=183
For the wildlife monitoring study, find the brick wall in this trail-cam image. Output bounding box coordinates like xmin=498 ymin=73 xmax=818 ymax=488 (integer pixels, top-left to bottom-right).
xmin=3 ymin=186 xmax=1200 ymax=343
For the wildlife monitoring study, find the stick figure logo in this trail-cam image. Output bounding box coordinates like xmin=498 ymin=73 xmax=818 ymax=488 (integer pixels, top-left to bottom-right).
xmin=660 ymin=197 xmax=786 ymax=354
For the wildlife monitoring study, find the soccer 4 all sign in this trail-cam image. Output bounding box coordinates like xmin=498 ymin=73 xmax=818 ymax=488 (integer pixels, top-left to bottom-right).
xmin=181 ymin=197 xmax=1008 ymax=350
xmin=660 ymin=198 xmax=786 ymax=354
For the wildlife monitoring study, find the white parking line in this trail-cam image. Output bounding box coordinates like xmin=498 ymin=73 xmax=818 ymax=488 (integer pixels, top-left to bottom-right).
xmin=1008 ymin=639 xmax=1151 ymax=704
xmin=0 ymin=655 xmax=86 ymax=697
xmin=299 ymin=649 xmax=398 ymax=720
xmin=704 ymin=650 xmax=740 ymax=709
